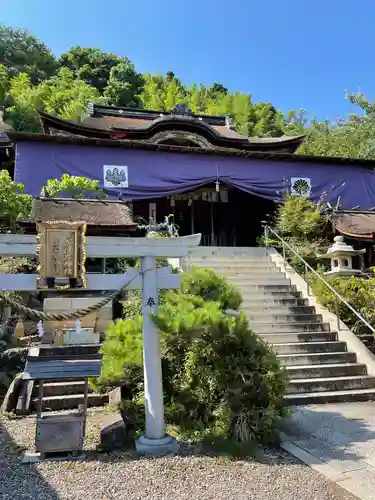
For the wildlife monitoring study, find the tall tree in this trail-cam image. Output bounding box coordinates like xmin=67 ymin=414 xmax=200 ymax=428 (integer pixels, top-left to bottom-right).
xmin=164 ymin=78 xmax=186 ymax=110
xmin=58 ymin=46 xmax=143 ymax=101
xmin=0 ymin=25 xmax=57 ymax=84
xmin=207 ymin=82 xmax=228 ymax=100
xmin=4 ymin=68 xmax=102 ymax=132
xmin=248 ymin=102 xmax=284 ymax=137
xmin=0 ymin=64 xmax=9 ymax=109
xmin=103 ymin=62 xmax=144 ymax=107
xmin=36 ymin=67 xmax=104 ymax=120
xmin=285 ymin=93 xmax=375 ymax=159
xmin=3 ymin=72 xmax=41 ymax=132
xmin=140 ymin=73 xmax=166 ymax=110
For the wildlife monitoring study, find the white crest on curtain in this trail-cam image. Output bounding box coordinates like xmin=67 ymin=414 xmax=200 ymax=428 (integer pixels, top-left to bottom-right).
xmin=291 ymin=177 xmax=312 ymax=197
xmin=103 ymin=165 xmax=129 ymax=188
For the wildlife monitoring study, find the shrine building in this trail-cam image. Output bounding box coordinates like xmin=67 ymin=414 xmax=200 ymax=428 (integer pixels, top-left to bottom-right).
xmin=8 ymin=102 xmax=375 ymax=246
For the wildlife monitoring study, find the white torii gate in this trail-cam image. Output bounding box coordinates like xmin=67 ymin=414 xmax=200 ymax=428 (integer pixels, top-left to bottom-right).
xmin=135 ymin=235 xmax=200 ymax=455
xmin=0 ymin=232 xmax=201 ymax=456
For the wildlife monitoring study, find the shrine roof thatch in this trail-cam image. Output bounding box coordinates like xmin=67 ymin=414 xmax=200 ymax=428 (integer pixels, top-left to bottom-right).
xmin=330 ymin=210 xmax=375 ymax=240
xmin=32 ymin=197 xmax=136 ymax=227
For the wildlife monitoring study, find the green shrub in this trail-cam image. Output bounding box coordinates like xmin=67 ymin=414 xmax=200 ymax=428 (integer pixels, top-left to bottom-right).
xmin=155 ymin=296 xmax=288 ymax=443
xmin=122 ymin=290 xmax=142 ymax=319
xmin=181 ymin=267 xmax=242 ymax=310
xmin=263 ymin=194 xmax=326 ymax=272
xmin=94 ymin=267 xmax=287 ymax=444
xmin=121 ymin=267 xmax=241 ymax=321
xmin=0 ymin=170 xmax=32 ymax=230
xmin=274 ymin=194 xmax=324 ymax=240
xmin=90 ymin=317 xmax=143 ymax=392
xmin=311 ymin=274 xmax=375 ymax=334
xmin=41 ymin=173 xmax=106 ymax=198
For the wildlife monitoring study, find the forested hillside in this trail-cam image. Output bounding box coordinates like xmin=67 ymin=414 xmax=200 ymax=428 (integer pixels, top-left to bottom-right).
xmin=0 ymin=24 xmax=374 ymax=159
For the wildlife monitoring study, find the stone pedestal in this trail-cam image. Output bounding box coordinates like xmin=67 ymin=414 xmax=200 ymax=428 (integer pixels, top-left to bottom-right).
xmin=43 ymin=296 xmax=112 ymax=344
xmin=62 ymin=328 xmax=100 ymax=345
xmin=135 ymin=434 xmax=180 ymax=456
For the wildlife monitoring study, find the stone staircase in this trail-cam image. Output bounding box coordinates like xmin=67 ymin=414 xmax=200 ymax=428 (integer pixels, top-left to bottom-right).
xmin=29 ymin=345 xmax=108 ymax=412
xmin=189 ymin=247 xmax=375 ymax=405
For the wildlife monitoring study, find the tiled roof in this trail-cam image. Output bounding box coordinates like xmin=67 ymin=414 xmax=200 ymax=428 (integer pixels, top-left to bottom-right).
xmin=40 ymin=111 xmax=305 ymax=152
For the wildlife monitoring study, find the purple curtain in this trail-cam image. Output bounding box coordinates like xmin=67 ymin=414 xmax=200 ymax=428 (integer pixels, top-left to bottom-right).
xmin=14 ymin=140 xmax=375 ymax=209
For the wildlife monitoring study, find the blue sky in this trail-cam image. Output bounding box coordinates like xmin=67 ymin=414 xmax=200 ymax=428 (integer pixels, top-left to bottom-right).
xmin=1 ymin=0 xmax=374 ymax=120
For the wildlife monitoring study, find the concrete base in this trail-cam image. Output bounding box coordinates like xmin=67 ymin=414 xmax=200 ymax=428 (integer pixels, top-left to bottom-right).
xmin=22 ymin=452 xmax=86 ymax=463
xmin=135 ymin=434 xmax=180 ymax=457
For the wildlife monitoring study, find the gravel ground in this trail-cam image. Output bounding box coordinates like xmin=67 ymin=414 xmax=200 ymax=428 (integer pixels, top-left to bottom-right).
xmin=0 ymin=410 xmax=357 ymax=500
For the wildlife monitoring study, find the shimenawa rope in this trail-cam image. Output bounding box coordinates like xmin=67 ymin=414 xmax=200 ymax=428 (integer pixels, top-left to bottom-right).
xmin=0 ymin=269 xmax=145 ymax=321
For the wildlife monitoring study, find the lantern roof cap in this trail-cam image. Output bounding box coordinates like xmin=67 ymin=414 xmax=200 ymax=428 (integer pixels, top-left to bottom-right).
xmin=319 ymin=236 xmax=366 ymax=259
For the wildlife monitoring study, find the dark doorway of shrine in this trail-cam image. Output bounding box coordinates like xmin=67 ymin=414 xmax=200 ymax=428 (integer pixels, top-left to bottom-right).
xmin=132 ymin=185 xmax=275 ymax=247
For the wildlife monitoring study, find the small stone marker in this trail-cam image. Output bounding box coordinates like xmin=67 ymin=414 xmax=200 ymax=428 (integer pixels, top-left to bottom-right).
xmin=100 ymin=411 xmax=127 ymax=451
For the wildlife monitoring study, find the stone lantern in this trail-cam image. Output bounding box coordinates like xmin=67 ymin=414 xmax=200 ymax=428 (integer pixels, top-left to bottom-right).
xmin=319 ymin=236 xmax=366 ymax=277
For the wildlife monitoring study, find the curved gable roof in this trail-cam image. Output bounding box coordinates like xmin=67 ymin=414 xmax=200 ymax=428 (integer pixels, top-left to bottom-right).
xmin=40 ymin=110 xmax=305 ymax=153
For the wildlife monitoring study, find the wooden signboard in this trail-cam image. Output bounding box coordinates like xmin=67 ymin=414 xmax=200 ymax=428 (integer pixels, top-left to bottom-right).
xmin=36 ymin=221 xmax=86 ymax=289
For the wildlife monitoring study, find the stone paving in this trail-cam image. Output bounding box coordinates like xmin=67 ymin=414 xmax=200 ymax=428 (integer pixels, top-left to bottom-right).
xmin=281 ymin=401 xmax=375 ymax=500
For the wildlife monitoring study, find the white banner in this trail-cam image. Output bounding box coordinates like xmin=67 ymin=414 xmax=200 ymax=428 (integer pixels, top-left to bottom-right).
xmin=103 ymin=165 xmax=129 ymax=188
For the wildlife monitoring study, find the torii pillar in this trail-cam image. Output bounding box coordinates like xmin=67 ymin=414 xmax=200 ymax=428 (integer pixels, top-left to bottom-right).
xmin=135 ymin=234 xmax=201 ymax=456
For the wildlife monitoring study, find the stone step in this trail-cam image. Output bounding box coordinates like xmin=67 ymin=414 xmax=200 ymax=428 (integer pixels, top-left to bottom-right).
xmin=277 ymin=351 xmax=357 ymax=366
xmin=260 ymin=331 xmax=338 ymax=344
xmin=222 ymin=274 xmax=287 ymax=282
xmin=191 ymin=257 xmax=271 ymax=263
xmin=247 ymin=313 xmax=322 ymax=323
xmin=284 ymin=388 xmax=375 ymax=405
xmin=32 ymin=393 xmax=108 ymax=411
xmin=235 ymin=284 xmax=297 ymax=293
xmin=241 ymin=292 xmax=303 ymax=302
xmin=240 ymin=297 xmax=308 ymax=307
xmin=229 ymin=278 xmax=290 ymax=286
xmin=285 ymin=363 xmax=368 ymax=379
xmin=224 ymin=274 xmax=287 ymax=282
xmin=242 ymin=305 xmax=315 ymax=315
xmin=273 ymin=341 xmax=347 ymax=355
xmin=193 ymin=262 xmax=277 ymax=269
xmin=250 ymin=322 xmax=330 ymax=333
xmin=212 ymin=269 xmax=282 ymax=276
xmin=190 ymin=255 xmax=271 ymax=262
xmin=38 ymin=381 xmax=89 ymax=397
xmin=287 ymin=375 xmax=375 ymax=394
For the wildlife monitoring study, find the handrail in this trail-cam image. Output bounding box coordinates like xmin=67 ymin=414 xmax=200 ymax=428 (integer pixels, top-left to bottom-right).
xmin=262 ymin=224 xmax=375 ymax=335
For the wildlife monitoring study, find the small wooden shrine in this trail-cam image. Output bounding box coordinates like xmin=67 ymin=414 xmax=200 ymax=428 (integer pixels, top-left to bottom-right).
xmin=23 ymin=350 xmax=102 ymax=458
xmin=31 ymin=197 xmax=136 ymax=291
xmin=29 ymin=197 xmax=136 ymax=344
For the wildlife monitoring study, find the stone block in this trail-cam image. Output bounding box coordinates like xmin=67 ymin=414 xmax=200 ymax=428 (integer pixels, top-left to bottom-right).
xmin=44 ymin=297 xmax=112 ymax=312
xmin=108 ymin=387 xmax=121 ymax=405
xmin=62 ymin=328 xmax=100 ymax=345
xmin=100 ymin=411 xmax=127 ymax=451
xmin=70 ymin=297 xmax=112 ymax=310
xmin=97 ymin=309 xmax=113 ymax=319
xmin=44 ymin=298 xmax=73 ymax=311
xmin=95 ymin=319 xmax=113 ymax=333
xmin=44 ymin=320 xmax=77 ymax=334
